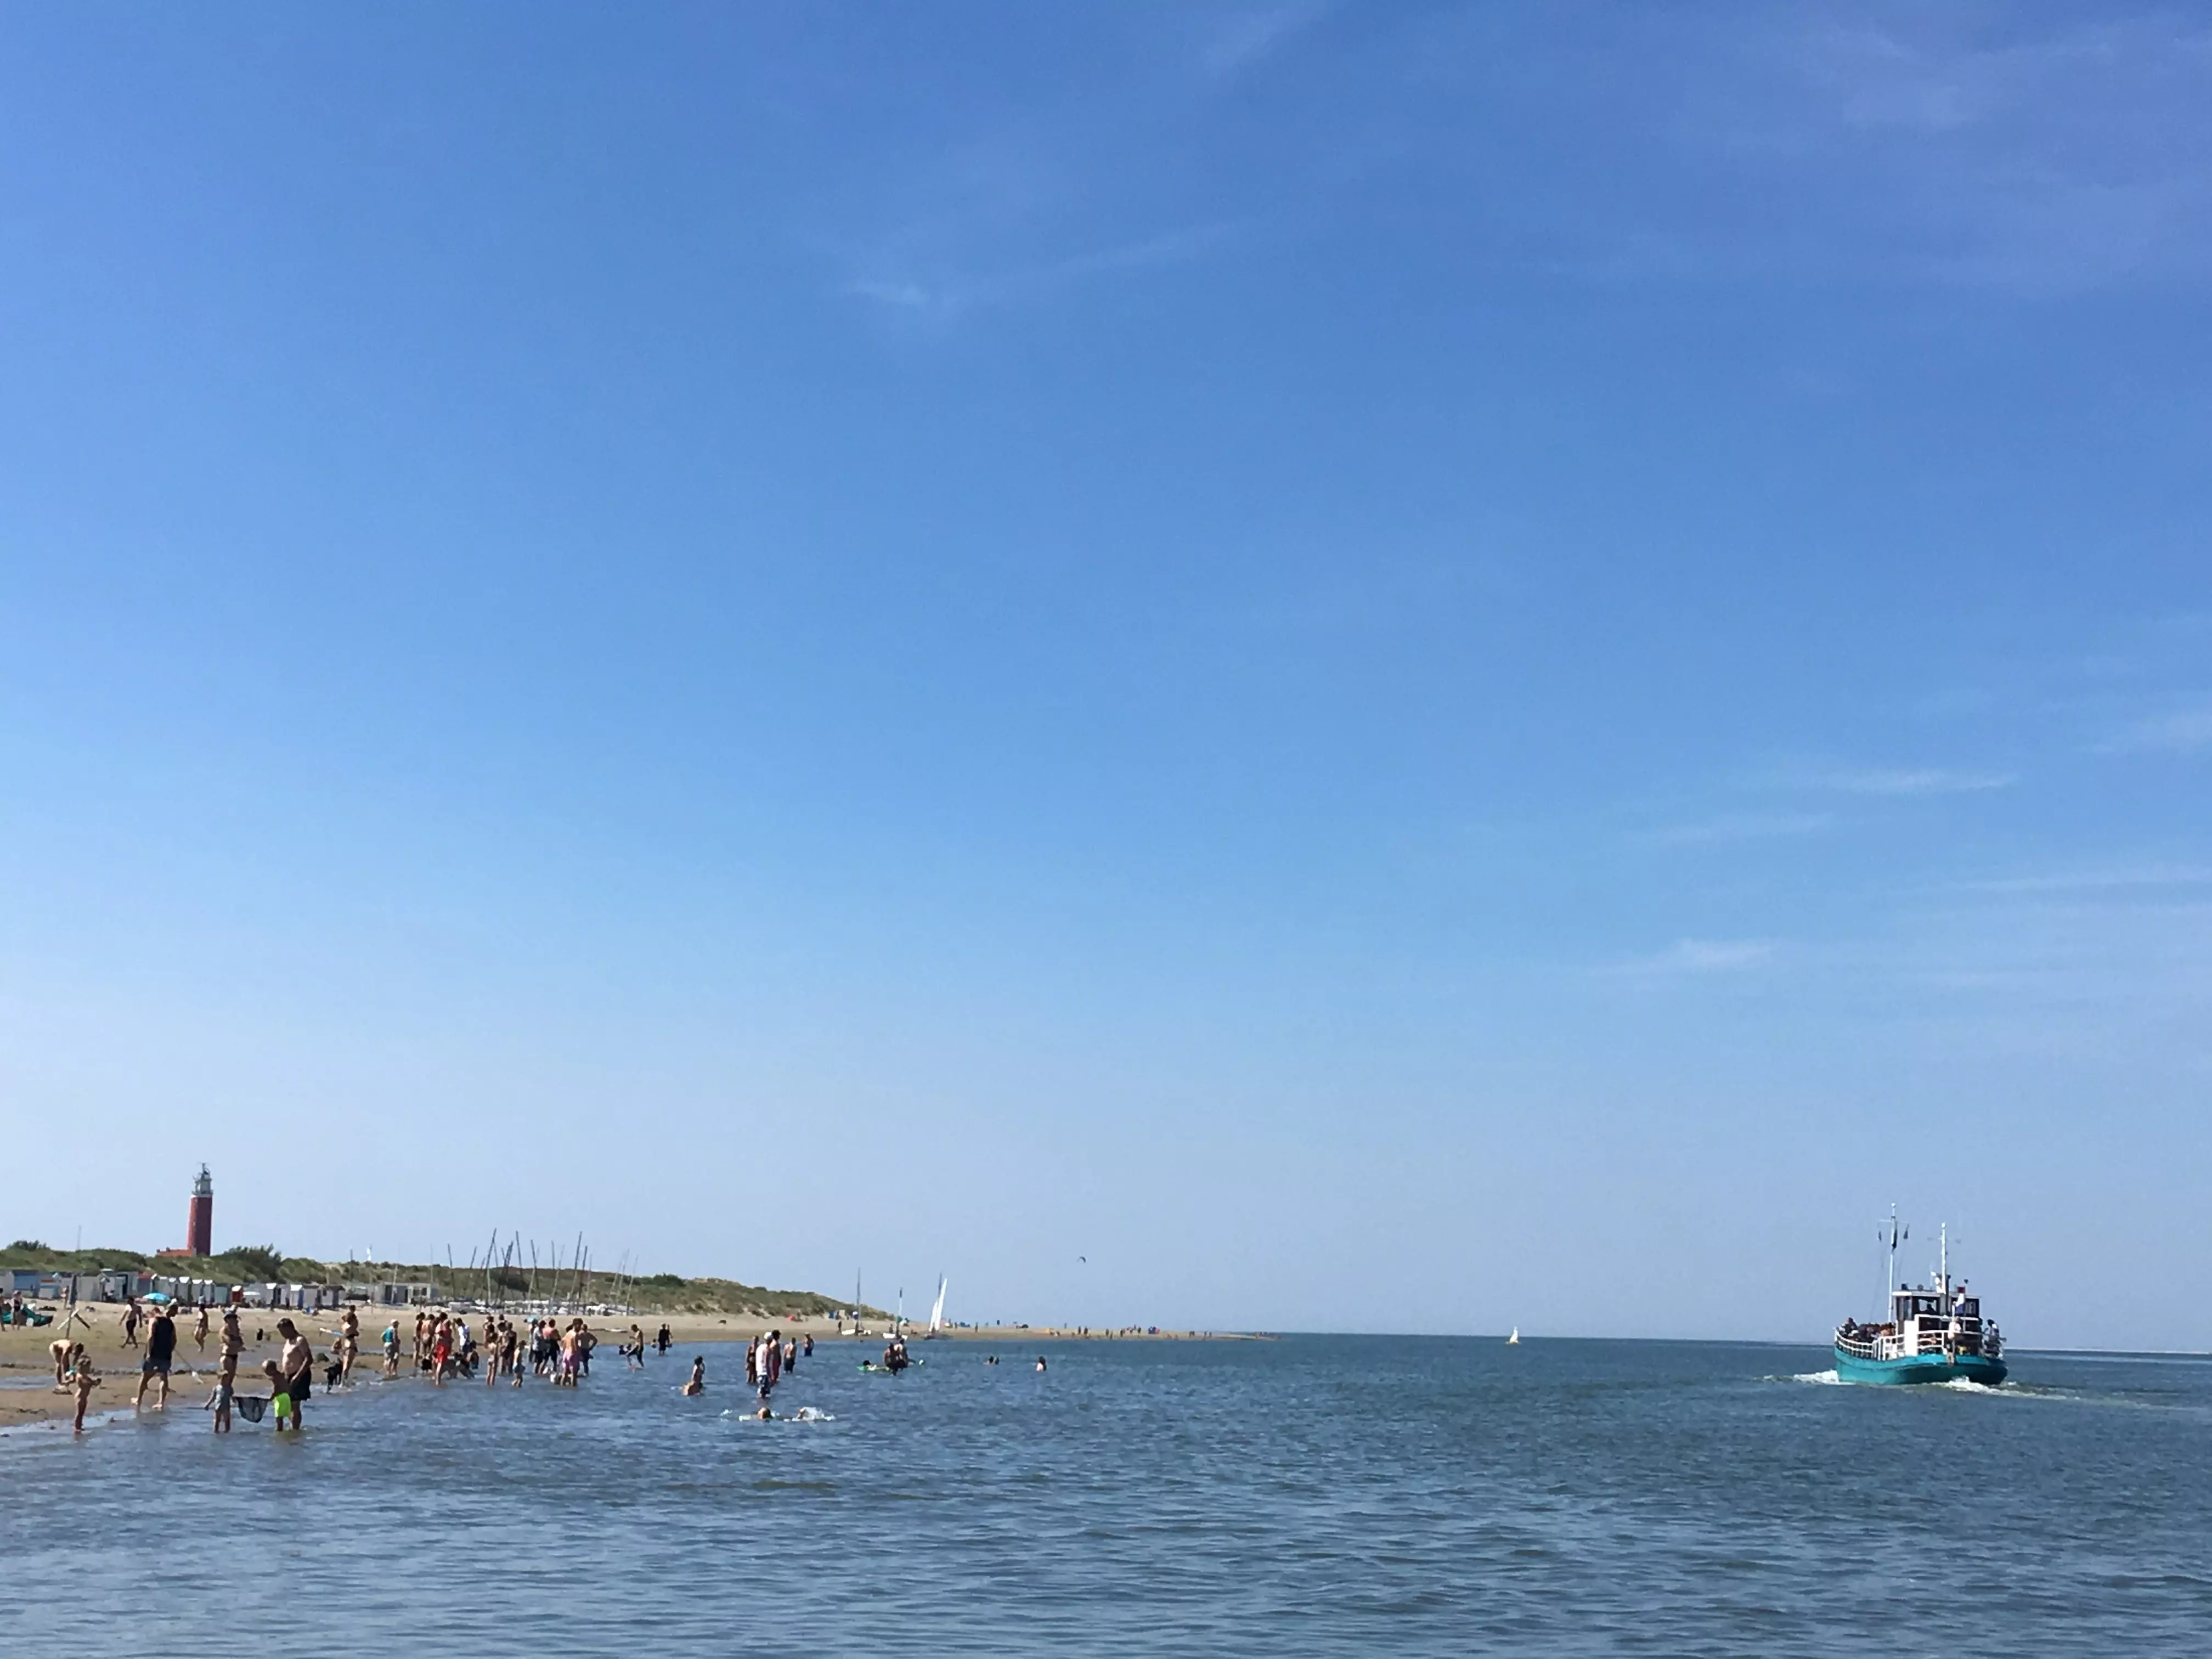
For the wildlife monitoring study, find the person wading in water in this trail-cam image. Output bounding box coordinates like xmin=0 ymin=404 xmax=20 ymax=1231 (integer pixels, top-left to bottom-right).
xmin=275 ymin=1318 xmax=314 ymax=1429
xmin=136 ymin=1303 xmax=177 ymax=1410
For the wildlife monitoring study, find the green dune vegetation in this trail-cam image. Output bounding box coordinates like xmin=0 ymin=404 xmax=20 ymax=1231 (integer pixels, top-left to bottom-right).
xmin=0 ymin=1240 xmax=876 ymax=1320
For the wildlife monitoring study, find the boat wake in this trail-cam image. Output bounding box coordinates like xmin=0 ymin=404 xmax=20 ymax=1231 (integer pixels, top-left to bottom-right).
xmin=1776 ymin=1369 xmax=2017 ymax=1394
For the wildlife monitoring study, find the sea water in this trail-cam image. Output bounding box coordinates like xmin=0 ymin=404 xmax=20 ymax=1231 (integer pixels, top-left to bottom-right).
xmin=9 ymin=1336 xmax=2209 ymax=1654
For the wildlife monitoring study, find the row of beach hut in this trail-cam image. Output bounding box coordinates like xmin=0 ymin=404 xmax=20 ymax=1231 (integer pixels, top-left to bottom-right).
xmin=7 ymin=1268 xmax=441 ymax=1309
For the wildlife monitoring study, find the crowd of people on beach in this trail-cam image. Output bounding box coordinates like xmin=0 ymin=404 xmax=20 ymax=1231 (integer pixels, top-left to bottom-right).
xmin=42 ymin=1290 xmax=1060 ymax=1437
xmin=46 ymin=1291 xmax=854 ymax=1434
xmin=50 ymin=1299 xmax=326 ymax=1435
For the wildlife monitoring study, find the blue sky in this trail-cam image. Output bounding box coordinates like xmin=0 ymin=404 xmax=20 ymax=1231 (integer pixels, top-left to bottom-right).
xmin=3 ymin=4 xmax=2208 ymax=1345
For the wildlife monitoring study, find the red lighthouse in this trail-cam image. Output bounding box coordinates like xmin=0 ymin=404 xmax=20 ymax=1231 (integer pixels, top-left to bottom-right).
xmin=187 ymin=1164 xmax=213 ymax=1257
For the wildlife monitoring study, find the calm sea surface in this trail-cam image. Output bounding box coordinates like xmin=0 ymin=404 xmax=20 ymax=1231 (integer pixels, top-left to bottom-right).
xmin=11 ymin=1336 xmax=2210 ymax=1654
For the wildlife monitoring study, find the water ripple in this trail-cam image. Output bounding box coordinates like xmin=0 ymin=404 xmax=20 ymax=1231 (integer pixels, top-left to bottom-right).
xmin=7 ymin=1338 xmax=2211 ymax=1654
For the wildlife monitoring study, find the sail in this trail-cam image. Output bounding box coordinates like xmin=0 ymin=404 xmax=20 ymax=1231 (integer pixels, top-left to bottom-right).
xmin=928 ymin=1276 xmax=947 ymax=1333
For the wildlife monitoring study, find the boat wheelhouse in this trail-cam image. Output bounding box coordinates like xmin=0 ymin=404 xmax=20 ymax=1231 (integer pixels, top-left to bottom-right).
xmin=1833 ymin=1217 xmax=2006 ymax=1386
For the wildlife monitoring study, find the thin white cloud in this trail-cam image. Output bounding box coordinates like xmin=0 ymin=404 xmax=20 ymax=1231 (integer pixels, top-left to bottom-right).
xmin=843 ymin=278 xmax=933 ymax=311
xmin=1204 ymin=4 xmax=1330 ymax=74
xmin=1958 ymin=863 xmax=2212 ymax=895
xmin=2099 ymin=707 xmax=2212 ymax=754
xmin=1853 ymin=894 xmax=2212 ymax=1065
xmin=1826 ymin=767 xmax=2016 ymax=795
xmin=842 ymin=222 xmax=1245 ymax=322
xmin=1808 ymin=19 xmax=2137 ymax=136
xmin=1645 ymin=811 xmax=1833 ymax=845
xmin=1647 ymin=11 xmax=2212 ymax=292
xmin=1602 ymin=938 xmax=1780 ymax=977
xmin=1768 ymin=765 xmax=2017 ymax=797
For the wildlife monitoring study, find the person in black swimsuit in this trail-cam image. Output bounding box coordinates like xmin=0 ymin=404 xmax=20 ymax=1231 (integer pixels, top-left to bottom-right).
xmin=136 ymin=1305 xmax=177 ymax=1410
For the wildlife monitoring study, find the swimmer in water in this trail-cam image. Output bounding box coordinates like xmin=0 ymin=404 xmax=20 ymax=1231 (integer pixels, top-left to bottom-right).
xmin=1035 ymin=1357 xmax=1047 ymax=1372
xmin=682 ymin=1356 xmax=706 ymax=1397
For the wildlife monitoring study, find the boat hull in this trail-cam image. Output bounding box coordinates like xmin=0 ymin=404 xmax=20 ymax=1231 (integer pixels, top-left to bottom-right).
xmin=1834 ymin=1348 xmax=2007 ymax=1386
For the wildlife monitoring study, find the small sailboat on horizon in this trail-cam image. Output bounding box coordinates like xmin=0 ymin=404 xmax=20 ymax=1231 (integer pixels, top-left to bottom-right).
xmin=1506 ymin=1328 xmax=1520 ymax=1345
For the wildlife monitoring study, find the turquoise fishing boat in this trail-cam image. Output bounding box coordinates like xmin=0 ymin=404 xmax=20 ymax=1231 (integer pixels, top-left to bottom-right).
xmin=1833 ymin=1215 xmax=2006 ymax=1386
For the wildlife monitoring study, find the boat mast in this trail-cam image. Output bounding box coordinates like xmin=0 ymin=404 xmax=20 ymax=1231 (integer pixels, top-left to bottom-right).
xmin=1882 ymin=1206 xmax=1908 ymax=1311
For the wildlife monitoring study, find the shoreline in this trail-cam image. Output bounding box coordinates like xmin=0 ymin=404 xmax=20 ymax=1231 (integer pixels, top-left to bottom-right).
xmin=0 ymin=1307 xmax=1245 ymax=1432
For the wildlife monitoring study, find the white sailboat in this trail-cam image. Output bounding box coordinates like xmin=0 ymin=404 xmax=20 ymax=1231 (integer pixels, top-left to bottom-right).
xmin=927 ymin=1276 xmax=948 ymax=1336
xmin=1507 ymin=1328 xmax=1520 ymax=1345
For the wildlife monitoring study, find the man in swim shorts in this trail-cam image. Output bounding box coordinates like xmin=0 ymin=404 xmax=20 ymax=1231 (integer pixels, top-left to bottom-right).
xmin=275 ymin=1318 xmax=314 ymax=1429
